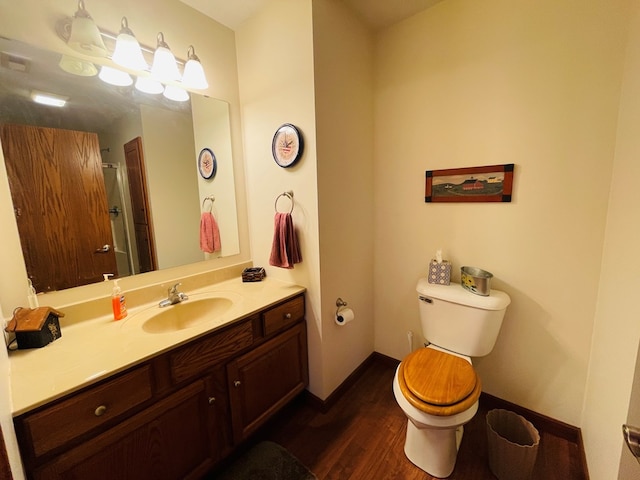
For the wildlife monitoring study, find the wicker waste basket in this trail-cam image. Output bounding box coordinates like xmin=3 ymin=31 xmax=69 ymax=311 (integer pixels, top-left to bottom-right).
xmin=486 ymin=409 xmax=540 ymax=480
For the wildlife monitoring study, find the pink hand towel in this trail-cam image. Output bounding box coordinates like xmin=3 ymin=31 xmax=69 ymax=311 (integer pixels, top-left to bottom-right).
xmin=200 ymin=212 xmax=221 ymax=253
xmin=269 ymin=212 xmax=302 ymax=268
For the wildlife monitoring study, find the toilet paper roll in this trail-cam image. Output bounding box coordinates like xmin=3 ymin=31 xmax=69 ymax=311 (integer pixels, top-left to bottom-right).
xmin=335 ymin=308 xmax=355 ymax=325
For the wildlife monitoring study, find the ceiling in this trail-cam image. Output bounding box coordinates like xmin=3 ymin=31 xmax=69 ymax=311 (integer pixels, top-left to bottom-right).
xmin=179 ymin=0 xmax=445 ymax=31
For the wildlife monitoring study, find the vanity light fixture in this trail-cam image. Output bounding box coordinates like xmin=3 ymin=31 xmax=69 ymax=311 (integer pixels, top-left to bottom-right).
xmin=112 ymin=17 xmax=147 ymax=71
xmin=58 ymin=2 xmax=208 ymax=101
xmin=151 ymin=32 xmax=181 ymax=82
xmin=67 ymin=0 xmax=108 ymax=57
xmin=182 ymin=45 xmax=208 ymax=90
xmin=58 ymin=55 xmax=97 ymax=77
xmin=98 ymin=65 xmax=133 ymax=87
xmin=135 ymin=76 xmax=164 ymax=95
xmin=31 ymin=91 xmax=68 ymax=107
xmin=163 ymin=84 xmax=190 ymax=102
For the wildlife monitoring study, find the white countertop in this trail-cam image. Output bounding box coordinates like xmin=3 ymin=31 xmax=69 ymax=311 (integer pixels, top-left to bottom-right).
xmin=9 ymin=277 xmax=305 ymax=416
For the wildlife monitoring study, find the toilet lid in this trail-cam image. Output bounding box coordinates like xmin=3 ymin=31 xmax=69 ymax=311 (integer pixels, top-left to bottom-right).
xmin=403 ymin=348 xmax=477 ymax=406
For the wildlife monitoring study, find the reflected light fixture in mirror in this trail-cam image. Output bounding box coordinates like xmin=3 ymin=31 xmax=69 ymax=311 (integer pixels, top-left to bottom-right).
xmin=163 ymin=84 xmax=190 ymax=102
xmin=135 ymin=76 xmax=164 ymax=94
xmin=112 ymin=17 xmax=147 ymax=71
xmin=31 ymin=91 xmax=68 ymax=107
xmin=67 ymin=0 xmax=108 ymax=57
xmin=58 ymin=55 xmax=98 ymax=76
xmin=99 ymin=65 xmax=133 ymax=86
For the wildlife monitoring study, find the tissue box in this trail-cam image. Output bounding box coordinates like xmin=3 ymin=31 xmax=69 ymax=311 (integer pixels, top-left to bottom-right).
xmin=428 ymin=260 xmax=451 ymax=285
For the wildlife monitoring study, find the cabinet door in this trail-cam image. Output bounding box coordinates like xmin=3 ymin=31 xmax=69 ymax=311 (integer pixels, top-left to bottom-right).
xmin=227 ymin=322 xmax=308 ymax=442
xmin=35 ymin=380 xmax=213 ymax=480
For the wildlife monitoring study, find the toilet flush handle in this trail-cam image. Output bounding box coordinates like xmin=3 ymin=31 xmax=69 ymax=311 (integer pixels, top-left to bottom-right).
xmin=419 ymin=296 xmax=433 ymax=304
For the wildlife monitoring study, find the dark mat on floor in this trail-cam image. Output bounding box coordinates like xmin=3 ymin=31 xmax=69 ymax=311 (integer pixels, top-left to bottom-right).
xmin=212 ymin=441 xmax=317 ymax=480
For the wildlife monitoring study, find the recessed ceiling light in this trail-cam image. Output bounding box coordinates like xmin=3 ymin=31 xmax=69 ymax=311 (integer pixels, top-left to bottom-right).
xmin=31 ymin=91 xmax=69 ymax=107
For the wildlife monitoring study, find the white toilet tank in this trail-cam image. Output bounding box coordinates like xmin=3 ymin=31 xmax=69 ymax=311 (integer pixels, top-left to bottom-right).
xmin=416 ymin=278 xmax=511 ymax=357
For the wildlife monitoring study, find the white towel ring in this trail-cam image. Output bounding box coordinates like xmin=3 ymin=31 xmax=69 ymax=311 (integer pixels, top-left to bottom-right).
xmin=275 ymin=191 xmax=294 ymax=214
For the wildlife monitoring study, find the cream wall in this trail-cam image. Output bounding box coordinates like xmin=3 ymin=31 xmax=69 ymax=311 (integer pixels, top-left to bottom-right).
xmin=237 ymin=0 xmax=376 ymax=399
xmin=582 ymin=1 xmax=640 ymax=478
xmin=236 ymin=0 xmax=325 ymax=395
xmin=140 ymin=105 xmax=202 ymax=269
xmin=312 ymin=1 xmax=376 ymax=396
xmin=372 ymin=0 xmax=630 ymax=428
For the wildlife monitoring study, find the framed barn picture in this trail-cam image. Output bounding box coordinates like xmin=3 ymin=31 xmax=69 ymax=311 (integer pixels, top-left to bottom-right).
xmin=425 ymin=164 xmax=514 ymax=203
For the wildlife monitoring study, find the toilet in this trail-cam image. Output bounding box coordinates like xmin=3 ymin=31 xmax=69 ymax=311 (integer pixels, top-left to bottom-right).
xmin=393 ymin=278 xmax=511 ymax=478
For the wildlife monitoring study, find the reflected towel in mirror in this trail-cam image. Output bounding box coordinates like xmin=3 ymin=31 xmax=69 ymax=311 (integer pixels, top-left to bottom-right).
xmin=269 ymin=212 xmax=302 ymax=269
xmin=200 ymin=212 xmax=221 ymax=253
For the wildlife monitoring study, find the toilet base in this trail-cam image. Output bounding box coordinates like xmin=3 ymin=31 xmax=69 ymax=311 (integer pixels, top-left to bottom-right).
xmin=403 ymin=420 xmax=463 ymax=478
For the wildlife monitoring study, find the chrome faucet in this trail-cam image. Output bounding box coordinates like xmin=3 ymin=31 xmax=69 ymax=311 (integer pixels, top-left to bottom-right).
xmin=159 ymin=282 xmax=189 ymax=307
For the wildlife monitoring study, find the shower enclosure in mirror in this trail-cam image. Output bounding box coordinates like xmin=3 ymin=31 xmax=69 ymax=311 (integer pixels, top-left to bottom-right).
xmin=0 ymin=36 xmax=240 ymax=293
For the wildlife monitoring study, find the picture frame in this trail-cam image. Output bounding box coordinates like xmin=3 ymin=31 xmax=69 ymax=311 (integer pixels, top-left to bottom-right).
xmin=272 ymin=123 xmax=304 ymax=168
xmin=425 ymin=163 xmax=514 ymax=203
xmin=197 ymin=148 xmax=217 ymax=180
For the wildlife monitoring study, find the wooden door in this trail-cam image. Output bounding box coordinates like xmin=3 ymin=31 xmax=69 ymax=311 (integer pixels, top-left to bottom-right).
xmin=124 ymin=137 xmax=157 ymax=273
xmin=1 ymin=124 xmax=117 ymax=292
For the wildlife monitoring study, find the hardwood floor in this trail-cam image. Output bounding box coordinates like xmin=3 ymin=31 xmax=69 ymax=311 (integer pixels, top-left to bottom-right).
xmin=252 ymin=355 xmax=586 ymax=480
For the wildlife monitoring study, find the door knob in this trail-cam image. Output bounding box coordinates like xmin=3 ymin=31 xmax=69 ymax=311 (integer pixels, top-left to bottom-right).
xmin=95 ymin=244 xmax=111 ymax=253
xmin=234 ymin=380 xmax=241 ymax=387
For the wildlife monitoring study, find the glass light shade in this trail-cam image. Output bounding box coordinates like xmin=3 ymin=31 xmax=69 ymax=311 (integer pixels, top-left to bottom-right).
xmin=182 ymin=58 xmax=208 ymax=90
xmin=182 ymin=45 xmax=208 ymax=90
xmin=98 ymin=66 xmax=133 ymax=86
xmin=163 ymin=84 xmax=189 ymax=102
xmin=67 ymin=1 xmax=108 ymax=57
xmin=151 ymin=33 xmax=181 ymax=82
xmin=59 ymin=55 xmax=98 ymax=76
xmin=112 ymin=17 xmax=147 ymax=70
xmin=135 ymin=76 xmax=164 ymax=94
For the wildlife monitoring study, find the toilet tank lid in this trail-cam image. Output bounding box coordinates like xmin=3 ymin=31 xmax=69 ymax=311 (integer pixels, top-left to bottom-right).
xmin=416 ymin=278 xmax=511 ymax=310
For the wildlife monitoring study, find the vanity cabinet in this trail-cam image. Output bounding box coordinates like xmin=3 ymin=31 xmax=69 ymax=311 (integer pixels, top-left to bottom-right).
xmin=228 ymin=321 xmax=308 ymax=443
xmin=34 ymin=380 xmax=212 ymax=480
xmin=14 ymin=293 xmax=307 ymax=480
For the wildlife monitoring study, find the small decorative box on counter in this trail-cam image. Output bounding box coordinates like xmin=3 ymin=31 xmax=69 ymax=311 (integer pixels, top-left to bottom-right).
xmin=5 ymin=306 xmax=64 ymax=349
xmin=242 ymin=267 xmax=267 ymax=282
xmin=428 ymin=259 xmax=452 ymax=285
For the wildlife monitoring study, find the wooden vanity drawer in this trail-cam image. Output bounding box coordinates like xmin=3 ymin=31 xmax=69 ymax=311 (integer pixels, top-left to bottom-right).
xmin=263 ymin=295 xmax=305 ymax=336
xmin=20 ymin=365 xmax=153 ymax=459
xmin=170 ymin=319 xmax=253 ymax=384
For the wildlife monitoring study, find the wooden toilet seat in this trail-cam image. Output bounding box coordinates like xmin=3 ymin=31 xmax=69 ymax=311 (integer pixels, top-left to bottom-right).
xmin=398 ymin=348 xmax=482 ymax=416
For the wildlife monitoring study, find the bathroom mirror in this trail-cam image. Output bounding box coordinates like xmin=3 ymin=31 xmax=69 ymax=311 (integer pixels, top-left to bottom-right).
xmin=0 ymin=36 xmax=240 ymax=293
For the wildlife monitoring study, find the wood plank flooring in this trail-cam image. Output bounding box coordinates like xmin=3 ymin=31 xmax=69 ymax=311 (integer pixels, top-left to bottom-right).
xmin=252 ymin=355 xmax=585 ymax=480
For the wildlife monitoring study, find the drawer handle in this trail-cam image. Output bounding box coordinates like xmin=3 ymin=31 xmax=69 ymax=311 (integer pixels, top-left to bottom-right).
xmin=94 ymin=405 xmax=107 ymax=417
xmin=234 ymin=380 xmax=241 ymax=388
xmin=208 ymin=396 xmax=216 ymax=404
xmin=284 ymin=313 xmax=292 ymax=319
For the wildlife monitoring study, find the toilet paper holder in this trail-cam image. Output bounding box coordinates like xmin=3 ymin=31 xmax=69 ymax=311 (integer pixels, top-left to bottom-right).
xmin=336 ymin=297 xmax=348 ymax=316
